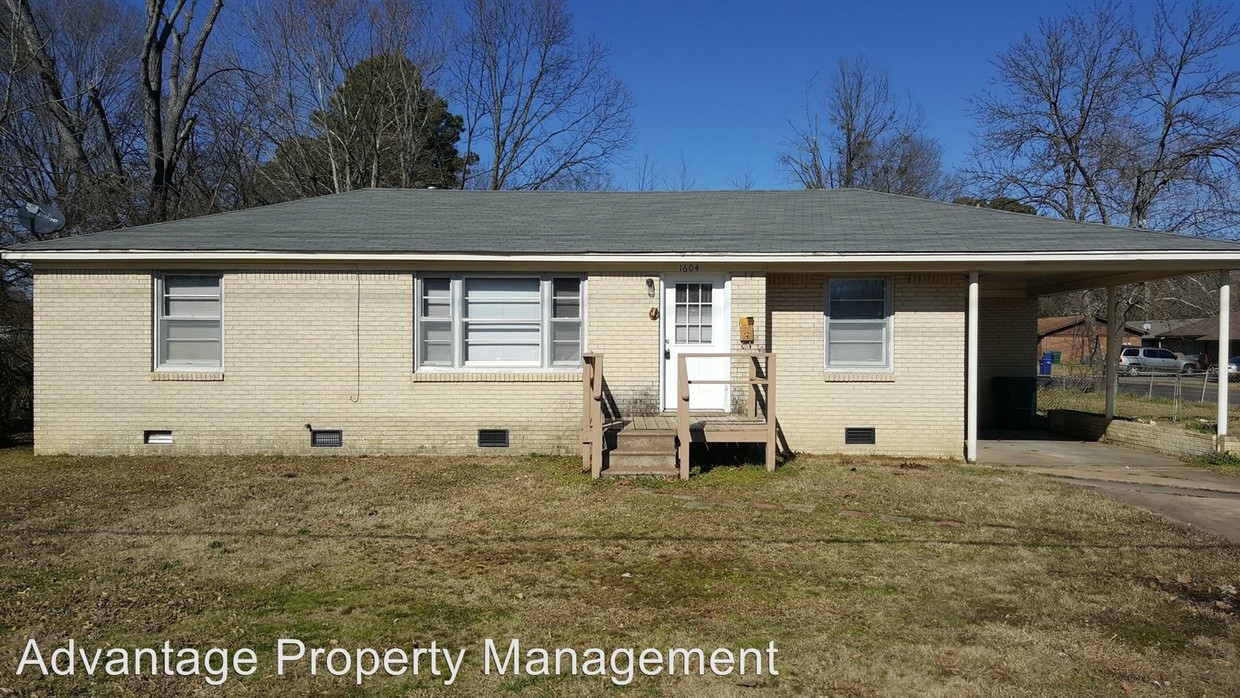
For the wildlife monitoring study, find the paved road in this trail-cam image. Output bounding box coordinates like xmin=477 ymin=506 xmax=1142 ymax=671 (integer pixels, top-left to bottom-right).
xmin=1117 ymin=375 xmax=1237 ymax=403
xmin=980 ymin=434 xmax=1240 ymax=543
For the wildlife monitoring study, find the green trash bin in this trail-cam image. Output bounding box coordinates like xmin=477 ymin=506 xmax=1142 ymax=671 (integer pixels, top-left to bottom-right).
xmin=1050 ymin=350 xmax=1062 ymax=364
xmin=991 ymin=376 xmax=1037 ymax=429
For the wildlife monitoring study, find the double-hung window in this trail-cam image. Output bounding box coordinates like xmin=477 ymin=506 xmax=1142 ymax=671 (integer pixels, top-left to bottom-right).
xmin=155 ymin=274 xmax=222 ymax=370
xmin=417 ymin=275 xmax=583 ymax=369
xmin=825 ymin=278 xmax=891 ymax=370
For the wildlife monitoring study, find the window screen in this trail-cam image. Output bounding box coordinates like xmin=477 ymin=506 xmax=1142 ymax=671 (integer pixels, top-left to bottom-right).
xmin=156 ymin=275 xmax=222 ymax=369
xmin=417 ymin=276 xmax=583 ymax=369
xmin=826 ymin=278 xmax=891 ymax=369
xmin=464 ymin=278 xmax=541 ymax=365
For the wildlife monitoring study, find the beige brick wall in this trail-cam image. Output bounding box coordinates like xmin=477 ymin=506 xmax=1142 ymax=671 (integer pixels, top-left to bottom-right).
xmin=729 ymin=273 xmax=768 ymax=413
xmin=35 ymin=267 xmax=1018 ymax=459
xmin=978 ymin=295 xmax=1038 ymax=428
xmin=767 ymin=273 xmax=967 ymax=458
xmin=584 ymin=272 xmax=663 ymax=417
xmin=34 ymin=270 xmax=581 ymax=455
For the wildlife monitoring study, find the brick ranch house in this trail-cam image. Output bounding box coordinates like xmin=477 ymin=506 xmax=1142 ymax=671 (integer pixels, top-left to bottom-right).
xmin=4 ymin=189 xmax=1240 ymax=477
xmin=1036 ymin=315 xmax=1142 ymax=365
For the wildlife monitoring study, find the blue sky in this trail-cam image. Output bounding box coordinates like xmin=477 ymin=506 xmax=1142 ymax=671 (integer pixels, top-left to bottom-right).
xmin=571 ymin=0 xmax=1149 ymax=190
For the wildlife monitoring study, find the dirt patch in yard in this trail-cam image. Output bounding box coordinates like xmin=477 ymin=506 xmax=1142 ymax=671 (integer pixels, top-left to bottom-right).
xmin=0 ymin=449 xmax=1237 ymax=696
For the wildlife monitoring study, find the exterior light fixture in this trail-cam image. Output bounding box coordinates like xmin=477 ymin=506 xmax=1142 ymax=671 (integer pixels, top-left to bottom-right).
xmin=646 ymin=278 xmax=656 ymax=297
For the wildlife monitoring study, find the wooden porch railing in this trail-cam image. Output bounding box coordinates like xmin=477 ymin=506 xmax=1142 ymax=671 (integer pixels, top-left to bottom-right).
xmin=677 ymin=352 xmax=777 ymax=479
xmin=581 ymin=353 xmax=605 ymax=478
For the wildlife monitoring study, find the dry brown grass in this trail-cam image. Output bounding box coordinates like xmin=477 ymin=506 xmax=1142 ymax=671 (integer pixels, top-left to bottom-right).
xmin=0 ymin=448 xmax=1237 ymax=696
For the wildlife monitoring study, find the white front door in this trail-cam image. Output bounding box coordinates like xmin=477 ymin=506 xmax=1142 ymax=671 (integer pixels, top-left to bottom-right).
xmin=663 ymin=275 xmax=730 ymax=411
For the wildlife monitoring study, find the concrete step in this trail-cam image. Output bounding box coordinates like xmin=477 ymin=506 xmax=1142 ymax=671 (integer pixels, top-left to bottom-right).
xmin=606 ymin=449 xmax=677 ymax=476
xmin=604 ymin=464 xmax=678 ymax=477
xmin=614 ymin=430 xmax=676 ymax=452
xmin=610 ymin=450 xmax=676 ymax=468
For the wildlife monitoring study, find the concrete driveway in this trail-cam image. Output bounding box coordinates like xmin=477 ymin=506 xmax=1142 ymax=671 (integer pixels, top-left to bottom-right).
xmin=979 ymin=431 xmax=1240 ymax=543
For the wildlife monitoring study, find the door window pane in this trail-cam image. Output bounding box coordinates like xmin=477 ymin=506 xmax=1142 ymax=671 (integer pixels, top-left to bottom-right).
xmin=673 ymin=282 xmax=713 ymax=345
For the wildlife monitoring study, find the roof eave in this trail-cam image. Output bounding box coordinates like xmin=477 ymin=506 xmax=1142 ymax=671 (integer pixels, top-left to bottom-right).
xmin=7 ymin=249 xmax=1240 ymax=264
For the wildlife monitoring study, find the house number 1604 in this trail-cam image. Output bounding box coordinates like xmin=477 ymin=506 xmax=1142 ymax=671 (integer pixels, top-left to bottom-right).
xmin=678 ymin=264 xmax=700 ymax=272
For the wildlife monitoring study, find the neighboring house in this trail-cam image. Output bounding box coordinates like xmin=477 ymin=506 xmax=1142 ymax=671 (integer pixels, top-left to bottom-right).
xmin=1127 ymin=319 xmax=1206 ymax=355
xmin=4 ymin=189 xmax=1240 ymax=473
xmin=1158 ymin=313 xmax=1240 ymax=364
xmin=1037 ymin=315 xmax=1141 ymax=365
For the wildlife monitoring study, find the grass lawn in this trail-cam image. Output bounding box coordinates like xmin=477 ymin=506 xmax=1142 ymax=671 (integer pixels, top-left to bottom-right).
xmin=1 ymin=449 xmax=1238 ymax=696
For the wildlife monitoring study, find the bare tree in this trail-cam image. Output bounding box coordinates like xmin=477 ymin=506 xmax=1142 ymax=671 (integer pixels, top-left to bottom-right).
xmin=2 ymin=0 xmax=234 ymax=225
xmin=669 ymin=152 xmax=695 ymax=191
xmin=628 ymin=152 xmax=661 ymax=192
xmin=970 ymin=0 xmax=1240 ymax=235
xmin=454 ymin=0 xmax=633 ymax=190
xmin=729 ymin=167 xmax=758 ymax=191
xmin=0 ymin=0 xmax=144 ymax=253
xmin=970 ymin=0 xmax=1138 ymax=224
xmin=780 ymin=56 xmax=947 ymax=197
xmin=1123 ymin=1 xmax=1240 ymax=233
xmin=974 ymin=1 xmax=1240 ymax=334
xmin=243 ymin=0 xmax=452 ymax=199
xmin=139 ymin=0 xmax=224 ymax=219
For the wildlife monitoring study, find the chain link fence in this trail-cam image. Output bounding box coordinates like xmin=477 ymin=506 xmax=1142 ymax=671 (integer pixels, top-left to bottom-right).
xmin=1036 ymin=361 xmax=1232 ymax=430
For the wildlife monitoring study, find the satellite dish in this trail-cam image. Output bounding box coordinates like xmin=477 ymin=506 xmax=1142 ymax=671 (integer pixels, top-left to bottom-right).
xmin=1142 ymin=323 xmax=1153 ymax=332
xmin=16 ymin=202 xmax=66 ymax=236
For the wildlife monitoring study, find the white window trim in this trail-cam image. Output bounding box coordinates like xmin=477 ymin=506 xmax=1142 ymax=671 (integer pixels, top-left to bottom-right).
xmin=823 ymin=275 xmax=894 ymax=372
xmin=153 ymin=273 xmax=224 ymax=372
xmin=414 ymin=273 xmax=587 ymax=372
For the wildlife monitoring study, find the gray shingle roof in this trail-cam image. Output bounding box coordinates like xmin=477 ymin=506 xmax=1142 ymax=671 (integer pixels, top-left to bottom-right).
xmin=9 ymin=188 xmax=1240 ymax=255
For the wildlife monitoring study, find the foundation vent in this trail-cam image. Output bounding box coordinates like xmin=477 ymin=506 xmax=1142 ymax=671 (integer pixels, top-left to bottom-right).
xmin=310 ymin=429 xmax=343 ymax=447
xmin=477 ymin=429 xmax=510 ymax=448
xmin=844 ymin=427 xmax=876 ymax=445
xmin=144 ymin=430 xmax=173 ymax=445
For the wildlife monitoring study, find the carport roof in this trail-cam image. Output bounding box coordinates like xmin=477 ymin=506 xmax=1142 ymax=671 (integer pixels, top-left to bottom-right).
xmin=6 ymin=188 xmax=1240 ymax=256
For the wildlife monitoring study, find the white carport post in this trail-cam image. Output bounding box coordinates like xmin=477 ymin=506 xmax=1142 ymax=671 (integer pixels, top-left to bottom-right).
xmin=966 ymin=272 xmax=979 ymax=462
xmin=1104 ymin=286 xmax=1119 ymax=420
xmin=1218 ymin=270 xmax=1231 ymax=451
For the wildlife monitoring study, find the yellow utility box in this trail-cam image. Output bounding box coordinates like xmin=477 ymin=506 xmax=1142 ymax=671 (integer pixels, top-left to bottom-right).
xmin=739 ymin=316 xmax=754 ymax=344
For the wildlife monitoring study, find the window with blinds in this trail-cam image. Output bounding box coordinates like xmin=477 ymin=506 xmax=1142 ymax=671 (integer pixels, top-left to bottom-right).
xmin=825 ymin=278 xmax=891 ymax=370
xmin=416 ymin=275 xmax=584 ymax=370
xmin=155 ymin=274 xmax=222 ymax=370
